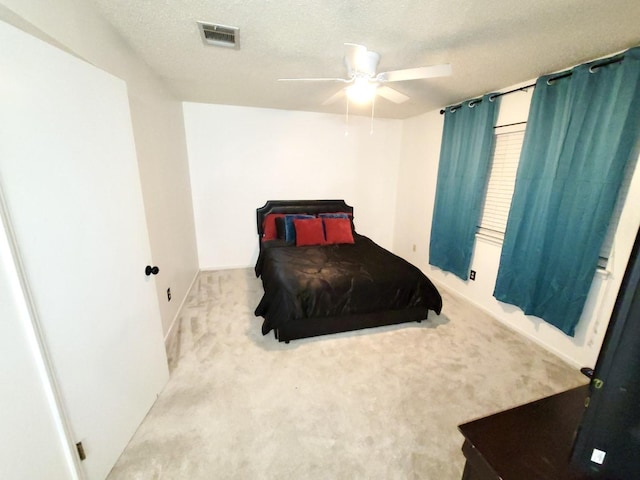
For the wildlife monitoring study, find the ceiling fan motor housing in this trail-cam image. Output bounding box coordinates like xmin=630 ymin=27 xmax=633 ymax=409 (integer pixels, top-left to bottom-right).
xmin=346 ymin=50 xmax=380 ymax=78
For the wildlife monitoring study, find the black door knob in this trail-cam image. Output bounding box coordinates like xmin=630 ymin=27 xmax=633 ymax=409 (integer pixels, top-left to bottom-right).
xmin=145 ymin=265 xmax=159 ymax=276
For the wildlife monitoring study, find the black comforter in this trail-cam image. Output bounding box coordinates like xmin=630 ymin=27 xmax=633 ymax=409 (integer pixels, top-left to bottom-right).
xmin=255 ymin=234 xmax=442 ymax=335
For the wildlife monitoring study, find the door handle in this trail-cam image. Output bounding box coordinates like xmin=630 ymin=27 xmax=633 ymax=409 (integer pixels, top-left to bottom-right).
xmin=145 ymin=265 xmax=159 ymax=276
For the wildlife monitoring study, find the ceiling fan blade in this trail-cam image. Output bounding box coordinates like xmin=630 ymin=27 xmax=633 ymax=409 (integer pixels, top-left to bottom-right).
xmin=376 ymin=86 xmax=410 ymax=104
xmin=278 ymin=77 xmax=350 ymax=82
xmin=377 ymin=64 xmax=452 ymax=82
xmin=344 ymin=43 xmax=367 ymax=72
xmin=322 ymin=89 xmax=346 ymax=106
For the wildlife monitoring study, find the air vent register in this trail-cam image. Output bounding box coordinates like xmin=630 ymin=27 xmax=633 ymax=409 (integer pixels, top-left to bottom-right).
xmin=197 ymin=22 xmax=239 ymax=49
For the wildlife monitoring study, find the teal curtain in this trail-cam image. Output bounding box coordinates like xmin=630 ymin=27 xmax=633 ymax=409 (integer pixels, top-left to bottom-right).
xmin=429 ymin=94 xmax=499 ymax=279
xmin=494 ymin=47 xmax=640 ymax=336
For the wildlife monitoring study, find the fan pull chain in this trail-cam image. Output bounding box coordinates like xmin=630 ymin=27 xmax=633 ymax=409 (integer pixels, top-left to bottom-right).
xmin=370 ymin=95 xmax=375 ymax=135
xmin=345 ymin=96 xmax=350 ymax=136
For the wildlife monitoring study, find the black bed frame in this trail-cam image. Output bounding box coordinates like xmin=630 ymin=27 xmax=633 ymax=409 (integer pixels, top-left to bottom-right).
xmin=272 ymin=308 xmax=427 ymax=343
xmin=256 ymin=200 xmax=428 ymax=343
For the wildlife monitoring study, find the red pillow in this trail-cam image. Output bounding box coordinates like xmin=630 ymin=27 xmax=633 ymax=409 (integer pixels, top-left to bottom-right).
xmin=323 ymin=218 xmax=354 ymax=244
xmin=294 ymin=218 xmax=326 ymax=246
xmin=262 ymin=213 xmax=286 ymax=241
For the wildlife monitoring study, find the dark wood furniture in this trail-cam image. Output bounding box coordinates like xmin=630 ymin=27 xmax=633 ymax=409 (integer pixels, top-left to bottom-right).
xmin=458 ymin=385 xmax=590 ymax=480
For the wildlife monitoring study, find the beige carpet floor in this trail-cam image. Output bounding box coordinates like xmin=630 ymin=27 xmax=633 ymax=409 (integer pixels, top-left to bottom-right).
xmin=106 ymin=268 xmax=586 ymax=480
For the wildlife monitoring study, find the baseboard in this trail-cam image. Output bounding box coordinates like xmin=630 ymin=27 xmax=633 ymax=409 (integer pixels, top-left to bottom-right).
xmin=199 ymin=264 xmax=253 ymax=272
xmin=164 ymin=270 xmax=199 ymax=346
xmin=432 ymin=280 xmax=583 ymax=370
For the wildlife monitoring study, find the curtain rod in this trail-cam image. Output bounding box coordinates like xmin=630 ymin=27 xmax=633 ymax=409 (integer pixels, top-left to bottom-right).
xmin=439 ymin=55 xmax=625 ymax=115
xmin=439 ymin=84 xmax=535 ymax=114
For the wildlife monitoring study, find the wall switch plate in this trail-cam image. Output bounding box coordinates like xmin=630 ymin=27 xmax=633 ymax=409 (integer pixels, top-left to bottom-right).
xmin=469 ymin=270 xmax=476 ymax=281
xmin=167 ymin=288 xmax=171 ymax=301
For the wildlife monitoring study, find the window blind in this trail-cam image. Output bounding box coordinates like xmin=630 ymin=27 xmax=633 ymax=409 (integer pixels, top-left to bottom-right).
xmin=477 ymin=125 xmax=525 ymax=241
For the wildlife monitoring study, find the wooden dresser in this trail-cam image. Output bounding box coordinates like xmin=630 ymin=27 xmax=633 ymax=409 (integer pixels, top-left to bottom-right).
xmin=458 ymin=385 xmax=591 ymax=480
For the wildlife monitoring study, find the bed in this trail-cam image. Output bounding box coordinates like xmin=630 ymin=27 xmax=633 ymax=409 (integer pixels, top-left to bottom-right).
xmin=254 ymin=200 xmax=443 ymax=342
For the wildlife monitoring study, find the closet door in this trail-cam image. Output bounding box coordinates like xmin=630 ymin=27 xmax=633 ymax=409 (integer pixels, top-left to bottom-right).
xmin=0 ymin=20 xmax=169 ymax=480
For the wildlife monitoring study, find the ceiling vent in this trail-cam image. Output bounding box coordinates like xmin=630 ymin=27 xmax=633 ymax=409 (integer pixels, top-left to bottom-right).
xmin=197 ymin=22 xmax=239 ymax=49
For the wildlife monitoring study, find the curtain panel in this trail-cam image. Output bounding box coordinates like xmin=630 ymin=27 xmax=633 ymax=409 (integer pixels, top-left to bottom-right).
xmin=494 ymin=47 xmax=640 ymax=336
xmin=429 ymin=95 xmax=499 ymax=279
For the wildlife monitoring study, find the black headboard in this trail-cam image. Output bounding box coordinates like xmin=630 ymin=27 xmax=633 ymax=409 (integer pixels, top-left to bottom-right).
xmin=256 ymin=199 xmax=354 ymax=236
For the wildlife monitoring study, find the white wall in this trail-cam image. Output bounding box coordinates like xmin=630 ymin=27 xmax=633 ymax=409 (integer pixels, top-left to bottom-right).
xmin=0 ymin=0 xmax=200 ymax=336
xmin=184 ymin=103 xmax=403 ymax=269
xmin=395 ymin=82 xmax=640 ymax=368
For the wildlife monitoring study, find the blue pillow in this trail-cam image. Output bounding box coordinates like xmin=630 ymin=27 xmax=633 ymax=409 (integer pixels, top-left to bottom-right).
xmin=283 ymin=214 xmax=314 ymax=243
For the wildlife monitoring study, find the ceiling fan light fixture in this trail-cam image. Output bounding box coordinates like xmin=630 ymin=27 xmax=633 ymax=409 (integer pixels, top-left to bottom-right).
xmin=280 ymin=44 xmax=451 ymax=108
xmin=345 ymin=77 xmax=377 ymax=104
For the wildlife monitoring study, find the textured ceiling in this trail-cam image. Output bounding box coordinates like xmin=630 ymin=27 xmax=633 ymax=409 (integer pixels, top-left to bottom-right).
xmin=90 ymin=0 xmax=640 ymax=119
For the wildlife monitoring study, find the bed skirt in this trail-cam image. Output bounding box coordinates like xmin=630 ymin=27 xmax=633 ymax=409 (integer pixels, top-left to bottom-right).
xmin=274 ymin=307 xmax=429 ymax=343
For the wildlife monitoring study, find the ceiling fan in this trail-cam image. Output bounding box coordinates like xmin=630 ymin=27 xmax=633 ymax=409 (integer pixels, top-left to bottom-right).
xmin=278 ymin=43 xmax=452 ymax=105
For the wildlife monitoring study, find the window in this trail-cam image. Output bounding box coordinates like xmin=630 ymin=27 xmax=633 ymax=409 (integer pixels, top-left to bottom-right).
xmin=477 ymin=124 xmax=525 ymax=242
xmin=477 ymin=122 xmax=636 ymax=269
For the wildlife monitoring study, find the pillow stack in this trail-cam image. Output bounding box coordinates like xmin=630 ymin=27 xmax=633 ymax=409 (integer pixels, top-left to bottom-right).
xmin=262 ymin=212 xmax=354 ymax=246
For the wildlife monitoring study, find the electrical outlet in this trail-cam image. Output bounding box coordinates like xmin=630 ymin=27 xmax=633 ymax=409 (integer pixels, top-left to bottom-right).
xmin=469 ymin=270 xmax=476 ymax=281
xmin=167 ymin=288 xmax=172 ymax=301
